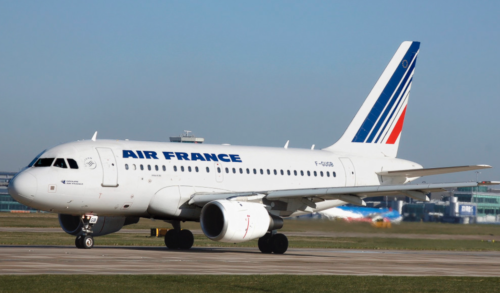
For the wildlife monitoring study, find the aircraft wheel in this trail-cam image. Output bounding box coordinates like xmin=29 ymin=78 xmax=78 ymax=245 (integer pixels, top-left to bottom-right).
xmin=271 ymin=233 xmax=288 ymax=254
xmin=258 ymin=233 xmax=273 ymax=253
xmin=82 ymin=235 xmax=94 ymax=249
xmin=164 ymin=229 xmax=180 ymax=249
xmin=178 ymin=230 xmax=194 ymax=250
xmin=75 ymin=235 xmax=84 ymax=249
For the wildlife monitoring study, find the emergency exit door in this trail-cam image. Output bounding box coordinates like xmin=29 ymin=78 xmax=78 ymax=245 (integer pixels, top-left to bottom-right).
xmin=96 ymin=147 xmax=118 ymax=187
xmin=339 ymin=157 xmax=356 ymax=187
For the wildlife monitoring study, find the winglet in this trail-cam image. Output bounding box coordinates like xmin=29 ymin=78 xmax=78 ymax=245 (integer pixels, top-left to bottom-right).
xmin=284 ymin=140 xmax=289 ymax=149
xmin=91 ymin=131 xmax=98 ymax=142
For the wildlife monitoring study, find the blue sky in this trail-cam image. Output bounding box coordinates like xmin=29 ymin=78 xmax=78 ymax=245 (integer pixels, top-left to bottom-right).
xmin=1 ymin=1 xmax=499 ymax=183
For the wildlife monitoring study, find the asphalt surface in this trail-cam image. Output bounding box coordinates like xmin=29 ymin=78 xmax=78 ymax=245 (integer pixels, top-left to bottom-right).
xmin=1 ymin=246 xmax=499 ymax=276
xmin=1 ymin=227 xmax=499 ymax=240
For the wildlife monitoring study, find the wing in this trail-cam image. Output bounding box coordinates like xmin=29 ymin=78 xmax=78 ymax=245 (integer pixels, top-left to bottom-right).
xmin=377 ymin=165 xmax=491 ymax=177
xmin=189 ymin=181 xmax=499 ymax=207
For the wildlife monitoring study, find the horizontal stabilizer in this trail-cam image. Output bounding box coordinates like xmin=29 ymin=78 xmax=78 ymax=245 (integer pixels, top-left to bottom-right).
xmin=377 ymin=165 xmax=491 ymax=177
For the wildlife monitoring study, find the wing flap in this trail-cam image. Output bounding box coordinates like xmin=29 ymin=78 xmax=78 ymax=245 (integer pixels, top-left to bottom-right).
xmin=377 ymin=165 xmax=491 ymax=177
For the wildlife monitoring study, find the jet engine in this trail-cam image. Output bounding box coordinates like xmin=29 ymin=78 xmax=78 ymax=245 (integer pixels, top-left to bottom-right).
xmin=200 ymin=200 xmax=283 ymax=243
xmin=58 ymin=214 xmax=139 ymax=236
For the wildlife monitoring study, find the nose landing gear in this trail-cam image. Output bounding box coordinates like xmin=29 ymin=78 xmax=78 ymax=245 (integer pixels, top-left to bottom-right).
xmin=164 ymin=220 xmax=194 ymax=250
xmin=75 ymin=215 xmax=97 ymax=249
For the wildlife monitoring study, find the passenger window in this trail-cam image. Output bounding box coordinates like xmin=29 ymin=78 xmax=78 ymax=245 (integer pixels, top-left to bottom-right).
xmin=140 ymin=165 xmax=144 ymax=171
xmin=67 ymin=159 xmax=79 ymax=169
xmin=133 ymin=164 xmax=136 ymax=170
xmin=148 ymin=165 xmax=151 ymax=171
xmin=225 ymin=167 xmax=229 ymax=173
xmin=273 ymin=169 xmax=277 ymax=175
xmin=206 ymin=167 xmax=210 ymax=173
xmin=53 ymin=158 xmax=67 ymax=169
xmin=188 ymin=166 xmax=192 ymax=172
xmin=155 ymin=165 xmax=159 ymax=171
xmin=125 ymin=164 xmax=129 ymax=170
xmin=260 ymin=169 xmax=263 ymax=175
xmin=174 ymin=166 xmax=177 ymax=172
xmin=333 ymin=172 xmax=336 ymax=177
xmin=326 ymin=171 xmax=330 ymax=177
xmin=195 ymin=166 xmax=199 ymax=172
xmin=34 ymin=158 xmax=55 ymax=167
xmin=253 ymin=169 xmax=257 ymax=174
xmin=217 ymin=167 xmax=221 ymax=173
xmin=181 ymin=166 xmax=185 ymax=172
xmin=287 ymin=170 xmax=290 ymax=176
xmin=300 ymin=171 xmax=304 ymax=176
xmin=320 ymin=171 xmax=324 ymax=177
xmin=313 ymin=171 xmax=317 ymax=177
xmin=267 ymin=169 xmax=270 ymax=175
xmin=232 ymin=168 xmax=236 ymax=174
xmin=246 ymin=168 xmax=250 ymax=174
xmin=240 ymin=168 xmax=243 ymax=174
xmin=307 ymin=171 xmax=311 ymax=176
xmin=281 ymin=170 xmax=284 ymax=175
xmin=294 ymin=170 xmax=297 ymax=176
xmin=162 ymin=165 xmax=166 ymax=171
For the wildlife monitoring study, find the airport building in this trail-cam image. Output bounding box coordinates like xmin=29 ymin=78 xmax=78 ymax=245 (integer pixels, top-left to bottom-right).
xmin=169 ymin=131 xmax=204 ymax=144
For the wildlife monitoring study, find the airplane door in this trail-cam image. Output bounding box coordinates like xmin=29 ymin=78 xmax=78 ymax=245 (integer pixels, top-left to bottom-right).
xmin=214 ymin=162 xmax=224 ymax=183
xmin=96 ymin=147 xmax=118 ymax=187
xmin=339 ymin=157 xmax=356 ymax=187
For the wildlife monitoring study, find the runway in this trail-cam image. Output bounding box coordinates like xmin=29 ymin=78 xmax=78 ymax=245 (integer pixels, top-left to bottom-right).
xmin=1 ymin=246 xmax=499 ymax=276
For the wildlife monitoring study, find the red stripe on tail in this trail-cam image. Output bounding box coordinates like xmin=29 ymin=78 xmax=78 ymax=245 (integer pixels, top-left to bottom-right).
xmin=386 ymin=106 xmax=407 ymax=144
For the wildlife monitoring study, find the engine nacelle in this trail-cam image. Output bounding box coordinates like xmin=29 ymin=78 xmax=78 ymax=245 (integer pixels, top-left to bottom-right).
xmin=200 ymin=200 xmax=280 ymax=243
xmin=58 ymin=214 xmax=139 ymax=236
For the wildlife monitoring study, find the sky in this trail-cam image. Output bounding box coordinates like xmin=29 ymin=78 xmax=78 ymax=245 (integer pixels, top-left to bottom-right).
xmin=1 ymin=1 xmax=499 ymax=184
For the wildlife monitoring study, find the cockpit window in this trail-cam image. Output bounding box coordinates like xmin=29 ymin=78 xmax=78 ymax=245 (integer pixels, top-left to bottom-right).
xmin=34 ymin=158 xmax=55 ymax=167
xmin=53 ymin=158 xmax=67 ymax=169
xmin=67 ymin=159 xmax=79 ymax=169
xmin=28 ymin=150 xmax=47 ymax=167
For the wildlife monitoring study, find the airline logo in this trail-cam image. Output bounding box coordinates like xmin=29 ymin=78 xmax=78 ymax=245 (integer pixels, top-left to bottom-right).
xmin=352 ymin=42 xmax=420 ymax=145
xmin=123 ymin=150 xmax=242 ymax=163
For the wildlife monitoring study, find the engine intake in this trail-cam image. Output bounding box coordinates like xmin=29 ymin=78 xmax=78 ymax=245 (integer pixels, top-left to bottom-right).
xmin=200 ymin=200 xmax=281 ymax=243
xmin=58 ymin=214 xmax=139 ymax=236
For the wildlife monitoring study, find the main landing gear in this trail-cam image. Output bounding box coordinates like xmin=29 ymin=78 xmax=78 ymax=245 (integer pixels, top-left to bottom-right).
xmin=75 ymin=215 xmax=97 ymax=249
xmin=164 ymin=221 xmax=194 ymax=250
xmin=258 ymin=232 xmax=288 ymax=254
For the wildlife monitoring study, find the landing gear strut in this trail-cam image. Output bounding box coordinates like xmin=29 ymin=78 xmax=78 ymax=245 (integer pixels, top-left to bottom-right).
xmin=258 ymin=232 xmax=288 ymax=254
xmin=164 ymin=221 xmax=194 ymax=250
xmin=75 ymin=215 xmax=97 ymax=249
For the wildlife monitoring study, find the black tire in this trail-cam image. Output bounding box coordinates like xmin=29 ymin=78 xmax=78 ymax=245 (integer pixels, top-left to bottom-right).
xmin=164 ymin=229 xmax=180 ymax=249
xmin=178 ymin=230 xmax=194 ymax=250
xmin=271 ymin=233 xmax=288 ymax=254
xmin=258 ymin=233 xmax=273 ymax=253
xmin=82 ymin=235 xmax=94 ymax=249
xmin=75 ymin=235 xmax=84 ymax=249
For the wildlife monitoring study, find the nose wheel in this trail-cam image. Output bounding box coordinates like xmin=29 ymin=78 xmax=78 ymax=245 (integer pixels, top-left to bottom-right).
xmin=75 ymin=215 xmax=97 ymax=249
xmin=75 ymin=235 xmax=94 ymax=249
xmin=258 ymin=233 xmax=288 ymax=254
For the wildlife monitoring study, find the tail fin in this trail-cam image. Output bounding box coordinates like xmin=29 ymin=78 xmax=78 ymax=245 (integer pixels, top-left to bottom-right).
xmin=324 ymin=41 xmax=420 ymax=158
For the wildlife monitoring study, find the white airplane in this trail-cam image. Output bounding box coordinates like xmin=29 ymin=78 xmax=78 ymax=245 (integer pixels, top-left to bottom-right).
xmin=8 ymin=41 xmax=495 ymax=254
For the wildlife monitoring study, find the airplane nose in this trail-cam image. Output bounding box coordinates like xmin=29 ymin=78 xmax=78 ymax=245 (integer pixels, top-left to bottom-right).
xmin=8 ymin=172 xmax=38 ymax=201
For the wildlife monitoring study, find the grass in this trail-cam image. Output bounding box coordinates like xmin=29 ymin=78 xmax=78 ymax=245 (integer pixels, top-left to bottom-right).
xmin=0 ymin=231 xmax=499 ymax=251
xmin=1 ymin=275 xmax=500 ymax=293
xmin=2 ymin=212 xmax=500 ymax=236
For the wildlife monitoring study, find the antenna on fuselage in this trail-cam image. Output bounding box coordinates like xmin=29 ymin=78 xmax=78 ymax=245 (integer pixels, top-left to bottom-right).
xmin=284 ymin=140 xmax=289 ymax=149
xmin=91 ymin=131 xmax=98 ymax=142
xmin=311 ymin=144 xmax=315 ymax=150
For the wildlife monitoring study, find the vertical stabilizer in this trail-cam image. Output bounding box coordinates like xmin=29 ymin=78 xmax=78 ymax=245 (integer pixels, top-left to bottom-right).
xmin=324 ymin=41 xmax=420 ymax=158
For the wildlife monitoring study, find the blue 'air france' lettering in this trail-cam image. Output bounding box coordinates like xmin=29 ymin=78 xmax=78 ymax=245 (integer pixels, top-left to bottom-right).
xmin=123 ymin=150 xmax=242 ymax=163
